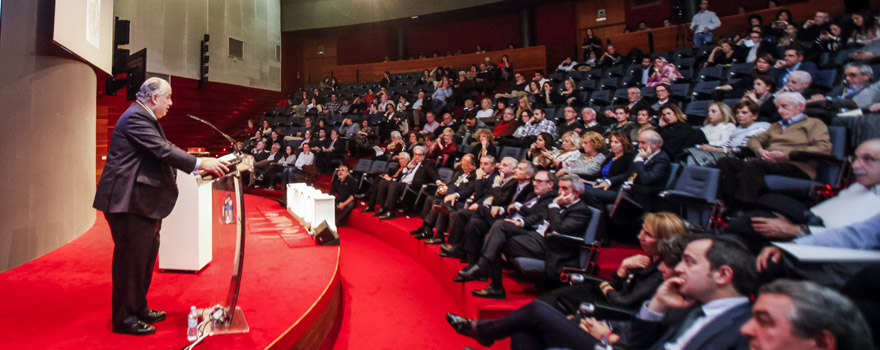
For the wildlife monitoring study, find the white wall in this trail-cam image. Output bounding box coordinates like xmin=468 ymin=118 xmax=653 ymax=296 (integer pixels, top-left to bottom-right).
xmin=114 ymin=0 xmax=281 ymax=91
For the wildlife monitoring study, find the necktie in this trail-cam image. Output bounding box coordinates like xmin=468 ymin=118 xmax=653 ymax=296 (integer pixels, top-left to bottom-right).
xmin=672 ymin=307 xmax=705 ymax=341
xmin=523 ymin=196 xmax=539 ymax=208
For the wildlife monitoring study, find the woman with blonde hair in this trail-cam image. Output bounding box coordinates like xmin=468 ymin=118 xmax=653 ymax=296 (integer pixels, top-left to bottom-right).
xmin=475 ymin=97 xmax=495 ymax=124
xmin=701 ymin=102 xmax=737 ymax=147
xmin=516 ymin=96 xmax=533 ymax=121
xmin=469 ymin=129 xmax=498 ymax=161
xmin=557 ymin=131 xmax=607 ymax=180
xmin=552 ymin=131 xmax=583 ymax=170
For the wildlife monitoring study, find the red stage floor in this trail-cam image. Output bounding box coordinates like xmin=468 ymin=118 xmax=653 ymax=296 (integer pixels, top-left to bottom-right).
xmin=0 ymin=195 xmax=339 ymax=349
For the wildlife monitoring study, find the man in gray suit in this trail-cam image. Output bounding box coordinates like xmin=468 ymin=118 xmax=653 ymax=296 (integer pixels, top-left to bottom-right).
xmin=93 ymin=78 xmax=228 ymax=335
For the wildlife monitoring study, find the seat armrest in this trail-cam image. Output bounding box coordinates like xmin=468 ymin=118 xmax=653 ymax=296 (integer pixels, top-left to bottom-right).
xmin=546 ymin=232 xmax=586 ymax=247
xmin=659 ymin=190 xmax=711 ymax=204
xmin=788 ymin=151 xmax=842 ymax=164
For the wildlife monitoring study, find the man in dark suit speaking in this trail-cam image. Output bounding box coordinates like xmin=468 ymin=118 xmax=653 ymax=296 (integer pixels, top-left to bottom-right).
xmin=93 ymin=78 xmax=229 ymax=335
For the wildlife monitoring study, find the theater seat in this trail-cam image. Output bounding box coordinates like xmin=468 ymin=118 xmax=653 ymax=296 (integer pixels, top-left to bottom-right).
xmin=763 ymin=126 xmax=848 ymax=200
xmin=659 ymin=166 xmax=721 ymax=229
xmin=511 ymin=206 xmax=604 ymax=280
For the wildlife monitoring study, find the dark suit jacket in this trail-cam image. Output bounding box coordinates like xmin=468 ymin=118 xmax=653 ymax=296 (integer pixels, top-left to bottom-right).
xmin=540 ymin=199 xmax=592 ymax=279
xmin=516 ymin=191 xmax=558 ymax=223
xmin=444 ymin=170 xmax=477 ymax=195
xmin=400 ymin=161 xmax=439 ymax=189
xmin=599 ymin=152 xmax=636 ymax=188
xmin=658 ymin=122 xmax=708 ymax=159
xmin=627 ymin=302 xmax=752 ymax=350
xmin=94 ymin=102 xmax=198 ymax=220
xmin=252 ymin=149 xmax=270 ymax=162
xmin=631 ymin=151 xmax=672 ymax=194
xmin=770 ymin=61 xmax=819 ymax=86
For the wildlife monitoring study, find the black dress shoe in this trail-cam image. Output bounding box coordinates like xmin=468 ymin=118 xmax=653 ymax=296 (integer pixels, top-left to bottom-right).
xmin=360 ymin=207 xmax=374 ymax=213
xmin=440 ymin=244 xmax=457 ymax=254
xmin=113 ymin=320 xmax=156 ymax=335
xmin=424 ymin=236 xmax=444 ymax=245
xmin=472 ymin=284 xmax=506 ymax=299
xmin=138 ymin=310 xmax=166 ymax=323
xmin=445 ymin=313 xmax=494 ymax=347
xmin=377 ymin=212 xmax=396 ymax=220
xmin=458 ymin=264 xmax=483 ymax=278
xmin=372 ymin=210 xmax=383 ymax=217
xmin=453 ymin=274 xmax=487 ymax=282
xmin=414 ymin=232 xmax=433 ymax=240
xmin=354 ymin=193 xmax=367 ymax=200
xmin=437 ymin=251 xmax=457 ymax=258
xmin=410 ymin=226 xmax=427 ymax=235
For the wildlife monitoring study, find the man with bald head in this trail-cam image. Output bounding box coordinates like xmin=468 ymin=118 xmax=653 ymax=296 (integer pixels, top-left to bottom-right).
xmin=717 ymin=92 xmax=831 ymax=209
xmin=94 ymin=77 xmax=229 ymax=335
xmin=582 ymin=129 xmax=672 ymax=212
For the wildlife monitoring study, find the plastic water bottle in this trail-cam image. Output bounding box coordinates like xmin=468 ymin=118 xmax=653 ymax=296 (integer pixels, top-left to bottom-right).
xmin=187 ymin=306 xmax=199 ymax=341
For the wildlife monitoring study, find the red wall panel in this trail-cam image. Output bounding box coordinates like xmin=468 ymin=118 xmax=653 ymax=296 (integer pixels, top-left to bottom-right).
xmin=336 ymin=25 xmax=393 ymax=65
xmin=536 ymin=1 xmax=578 ymax=70
xmin=97 ymin=74 xmax=285 ymax=156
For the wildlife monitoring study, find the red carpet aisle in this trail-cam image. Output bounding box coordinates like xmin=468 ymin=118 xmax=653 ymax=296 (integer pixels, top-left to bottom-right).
xmin=0 ymin=195 xmax=339 ymax=349
xmin=328 ymin=227 xmax=479 ymax=350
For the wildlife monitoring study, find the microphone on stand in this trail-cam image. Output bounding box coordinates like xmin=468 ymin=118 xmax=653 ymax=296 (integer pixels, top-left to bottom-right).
xmin=187 ymin=114 xmax=247 ymax=181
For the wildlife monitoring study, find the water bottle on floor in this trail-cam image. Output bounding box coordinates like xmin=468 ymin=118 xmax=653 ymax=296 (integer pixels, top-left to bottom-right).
xmin=187 ymin=306 xmax=199 ymax=341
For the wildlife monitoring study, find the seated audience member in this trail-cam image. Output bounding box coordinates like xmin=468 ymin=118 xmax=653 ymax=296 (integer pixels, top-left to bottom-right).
xmin=705 ymin=39 xmax=744 ymax=67
xmin=557 ymin=57 xmax=578 ymax=72
xmin=541 ymin=212 xmax=689 ymax=312
xmin=582 ymin=130 xmax=671 ymax=211
xmin=558 ymin=131 xmax=607 ymax=181
xmin=362 ymin=146 xmax=438 ymax=220
xmin=470 ymin=129 xmax=498 ymax=162
xmin=779 ymin=71 xmax=824 ymax=100
xmin=455 ymin=169 xmax=555 ymax=275
xmin=505 ymin=107 xmax=557 ymax=148
xmin=492 ymin=107 xmax=521 ymax=139
xmin=597 ymin=45 xmax=622 ymax=68
xmin=530 ymin=70 xmax=550 ymax=91
xmin=310 ymin=128 xmax=330 ymax=152
xmin=701 ymin=102 xmax=737 ymax=147
xmin=458 ymin=174 xmax=590 ymax=299
xmin=490 ymin=99 xmax=509 ymax=123
xmin=254 ymin=142 xmax=284 ymax=181
xmin=420 ymin=112 xmax=440 ymax=135
xmin=435 ymin=128 xmax=458 ymax=167
xmin=267 ymin=131 xmax=284 ymax=150
xmin=604 ymin=105 xmax=637 ymax=139
xmin=298 ymin=130 xmax=314 ymax=151
xmin=239 ymin=119 xmax=257 ymax=139
xmin=445 ymin=232 xmax=690 ymax=349
xmin=725 ymin=138 xmax=880 ymax=251
xmin=250 ymin=140 xmax=269 ymax=161
xmin=582 ymin=28 xmax=603 ymax=60
xmin=330 ymin=165 xmax=358 ymax=226
xmin=267 ymin=145 xmax=296 ymax=189
xmin=740 ymin=279 xmax=873 ymax=350
xmin=325 ymin=93 xmax=342 ymax=115
xmin=796 ymin=11 xmax=831 ymax=57
xmin=337 ymin=116 xmax=360 ymax=138
xmin=553 ymin=131 xmax=583 ymax=170
xmin=260 ymin=120 xmax=273 ymax=138
xmin=715 ymin=54 xmax=774 ymax=100
xmin=560 ymin=79 xmax=578 ymax=106
xmin=410 ymin=90 xmax=428 ymax=128
xmin=378 ymin=130 xmax=405 ymax=160
xmin=525 ymin=132 xmax=557 ymax=171
xmin=432 ymin=78 xmax=453 ymax=115
xmin=475 ymin=97 xmax=494 ymax=124
xmin=847 ymin=11 xmax=880 ymax=45
xmin=378 ymin=104 xmax=401 ymax=142
xmin=411 ymin=154 xmax=482 ymax=241
xmin=739 ymin=31 xmax=776 ymax=64
xmin=697 ymin=100 xmax=770 ymax=157
xmin=586 ymin=131 xmax=635 ymax=184
xmin=351 ymin=119 xmax=376 ymax=157
xmin=456 ymin=114 xmax=488 ymax=146
xmin=557 ymin=106 xmax=585 ymax=137
xmin=517 ymin=93 xmax=535 ymax=120
xmin=633 ymin=108 xmax=656 ymax=142
xmin=285 ymin=143 xmax=316 ymax=184
xmin=766 ymin=9 xmax=792 ymax=39
xmin=770 ymin=48 xmax=819 ymax=90
xmin=717 ymin=92 xmax=831 ymax=209
xmin=647 ymin=57 xmax=683 ymax=87
xmin=607 ymin=87 xmax=653 ymax=123
xmin=440 ymin=158 xmax=525 ymax=256
xmin=626 ymin=235 xmax=756 ymax=350
xmin=656 ymin=103 xmax=709 ymax=158
xmin=629 ymin=56 xmax=656 ymax=87
xmin=813 ymin=62 xmax=877 ymax=110
xmin=495 ymin=73 xmax=529 ymax=101
xmin=743 ymin=75 xmax=780 ymax=123
xmin=535 ymin=81 xmax=564 ymax=110
xmin=434 ymin=112 xmax=458 ymax=138
xmin=650 ymin=83 xmax=682 ymax=113
xmin=581 ymin=107 xmax=605 ymax=134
